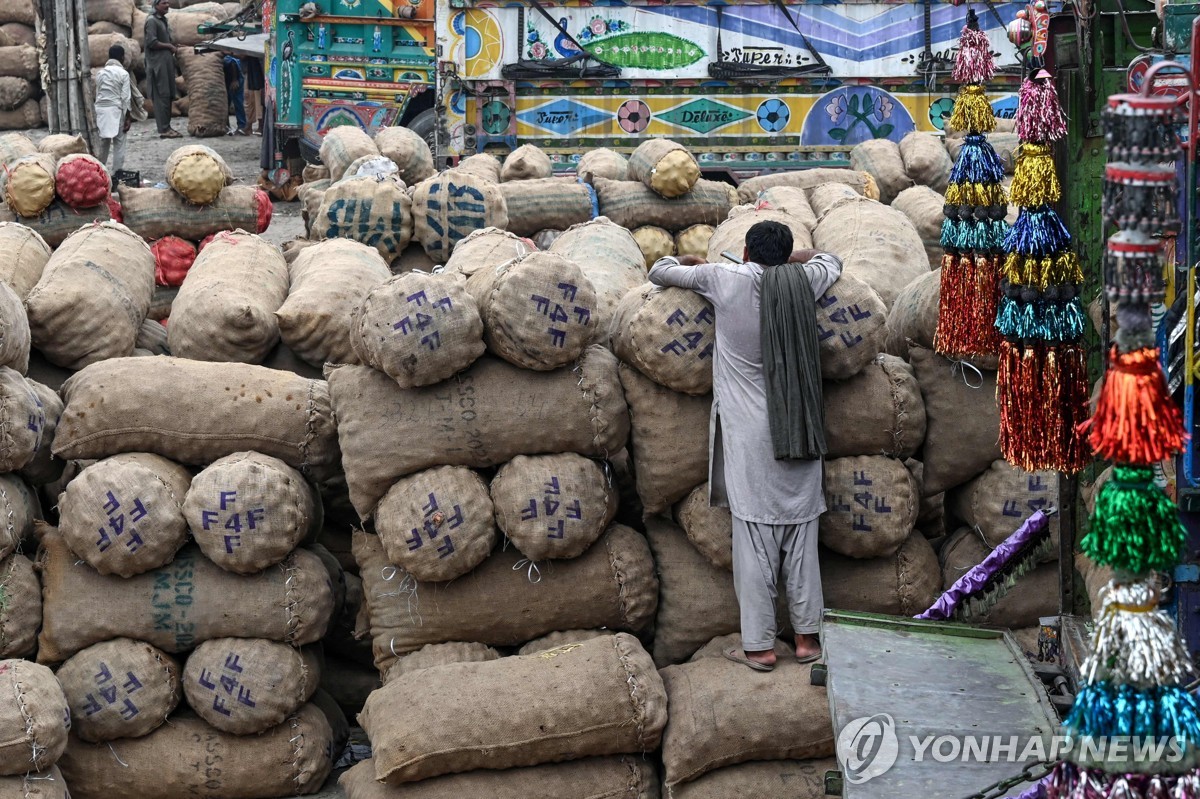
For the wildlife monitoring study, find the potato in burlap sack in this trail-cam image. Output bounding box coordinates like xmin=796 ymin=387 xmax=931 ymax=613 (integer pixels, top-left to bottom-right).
xmin=178 ymin=51 xmax=227 ymax=138
xmin=58 ymin=453 xmax=191 ymax=578
xmin=631 ymin=225 xmax=673 ymax=267
xmin=466 ymin=250 xmax=598 ymax=371
xmin=442 ymin=226 xmax=534 ymax=278
xmin=24 ymin=221 xmax=154 ymax=369
xmin=5 ymin=154 xmax=58 ymax=219
xmin=118 ymin=185 xmax=266 ymax=241
xmin=706 ymin=205 xmax=813 ymax=262
xmin=383 ymin=642 xmax=501 ymax=684
xmin=736 ymin=167 xmax=878 ymax=204
xmin=182 ymin=639 xmax=319 ymax=735
xmin=674 ymin=482 xmax=731 ymax=571
xmin=675 ymin=224 xmax=713 ymax=260
xmin=38 ymin=531 xmax=334 ymax=661
xmin=618 ymin=363 xmax=710 ymax=514
xmin=362 ymin=633 xmax=666 ymax=785
xmin=0 ymin=368 xmax=40 ymax=473
xmin=165 ymin=144 xmax=232 ymax=205
xmin=298 ymin=179 xmax=329 ymax=236
xmin=0 ymin=76 xmax=31 ymax=111
xmin=0 ymin=132 xmax=33 ymax=169
xmin=593 ymin=177 xmax=734 ymax=232
xmin=628 ymin=138 xmax=698 ymax=198
xmin=184 ymin=452 xmax=319 ymax=574
xmin=354 ymin=524 xmax=656 ymax=670
xmin=490 ymin=453 xmax=617 ymax=561
xmin=276 ymin=238 xmax=391 ymax=367
xmin=499 ymin=178 xmax=594 ymax=237
xmin=168 ymin=231 xmax=288 ymax=363
xmin=549 ymin=217 xmax=646 ymax=336
xmin=313 ymin=175 xmax=414 ymax=262
xmin=500 ymin=144 xmax=552 ymax=181
xmin=824 ymin=354 xmax=926 ymax=459
xmin=412 ymin=170 xmax=508 ymax=263
xmin=752 ymin=185 xmax=819 ymax=231
xmin=0 ymin=200 xmax=110 ymax=251
xmin=812 ymin=198 xmax=928 ymax=309
xmin=820 ymin=455 xmax=919 ymax=559
xmin=849 ymin=138 xmax=913 ymax=205
xmin=58 ymin=703 xmax=333 ymax=799
xmin=0 ymin=766 xmax=69 ymax=798
xmin=0 ymin=473 xmax=37 ymax=559
xmin=949 ymin=459 xmax=1059 ymax=548
xmin=0 ymin=220 xmax=49 ymax=299
xmin=0 ymin=660 xmax=69 ymax=776
xmin=891 ymin=185 xmax=945 ymax=269
xmin=517 ymin=629 xmax=614 ymax=656
xmin=351 ymin=271 xmax=485 ymax=389
xmin=374 ymin=466 xmax=496 ymax=581
xmin=374 ymin=126 xmax=434 ymax=185
xmin=940 ymin=527 xmax=1057 ymax=628
xmin=456 ymin=152 xmax=502 ymax=183
xmin=822 ymin=530 xmax=941 ymax=615
xmin=57 ymin=639 xmax=181 ymax=742
xmin=0 ymin=552 xmax=39 ymax=658
xmin=18 ymin=378 xmax=62 ymax=486
xmin=900 ymin=131 xmax=953 ymax=193
xmin=612 ymin=285 xmax=713 ymax=395
xmin=576 ymin=147 xmax=629 ymax=182
xmin=669 ymin=758 xmax=836 ymax=799
xmin=0 ymin=287 xmax=26 ymax=377
xmin=37 ymin=133 xmax=87 ymax=161
xmin=86 ymin=33 xmax=139 ymax=68
xmin=320 ymin=126 xmax=379 ymax=182
xmin=329 ymin=347 xmax=628 ymax=517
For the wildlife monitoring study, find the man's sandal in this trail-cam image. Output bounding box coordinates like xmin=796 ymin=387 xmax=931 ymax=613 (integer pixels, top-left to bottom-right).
xmin=723 ymin=647 xmax=774 ymax=672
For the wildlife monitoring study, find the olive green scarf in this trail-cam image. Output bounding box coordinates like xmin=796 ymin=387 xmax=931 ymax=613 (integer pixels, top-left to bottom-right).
xmin=760 ymin=262 xmax=827 ymax=460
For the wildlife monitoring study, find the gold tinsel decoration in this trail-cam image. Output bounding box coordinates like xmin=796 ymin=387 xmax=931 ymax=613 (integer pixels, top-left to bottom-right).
xmin=1008 ymin=143 xmax=1061 ymax=206
xmin=949 ymin=85 xmax=997 ymax=134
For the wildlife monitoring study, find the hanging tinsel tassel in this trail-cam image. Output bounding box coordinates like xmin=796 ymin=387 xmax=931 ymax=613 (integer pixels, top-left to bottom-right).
xmin=935 ymin=254 xmax=1000 ymax=357
xmin=1006 ymin=206 xmax=1072 ymax=256
xmin=1082 ymin=465 xmax=1187 ymax=573
xmin=1048 ymin=764 xmax=1200 ymax=799
xmin=1010 ymin=143 xmax=1062 ymax=206
xmin=1079 ymin=346 xmax=1187 ymax=465
xmin=1067 ymin=682 xmax=1200 ymax=742
xmin=949 ymin=133 xmax=1007 ymax=185
xmin=951 ymin=85 xmax=997 ymax=134
xmin=952 ymin=9 xmax=997 ymax=84
xmin=1056 ymin=342 xmax=1091 ymax=473
xmin=1084 ymin=579 xmax=1195 ymax=687
xmin=1016 ymin=69 xmax=1069 ymax=144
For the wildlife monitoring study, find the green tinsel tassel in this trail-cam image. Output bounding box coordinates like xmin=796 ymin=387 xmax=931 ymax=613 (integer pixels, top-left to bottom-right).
xmin=1081 ymin=465 xmax=1187 ymax=574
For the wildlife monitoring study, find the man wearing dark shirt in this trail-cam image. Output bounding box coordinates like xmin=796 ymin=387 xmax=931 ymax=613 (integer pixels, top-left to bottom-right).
xmin=144 ymin=0 xmax=180 ymax=138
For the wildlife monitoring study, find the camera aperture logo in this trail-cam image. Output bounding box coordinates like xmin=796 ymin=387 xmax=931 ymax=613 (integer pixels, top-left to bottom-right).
xmin=837 ymin=713 xmax=899 ymax=784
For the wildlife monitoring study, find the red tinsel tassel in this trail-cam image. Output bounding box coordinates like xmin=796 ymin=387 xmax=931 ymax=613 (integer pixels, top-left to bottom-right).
xmin=998 ymin=342 xmax=1089 ymax=473
xmin=1078 ymin=345 xmax=1187 ymax=465
xmin=935 ymin=253 xmax=967 ymax=356
xmin=935 ymin=254 xmax=1000 ymax=358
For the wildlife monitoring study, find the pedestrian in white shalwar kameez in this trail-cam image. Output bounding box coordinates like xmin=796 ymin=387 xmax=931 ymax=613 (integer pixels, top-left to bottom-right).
xmin=95 ymin=45 xmax=133 ymax=177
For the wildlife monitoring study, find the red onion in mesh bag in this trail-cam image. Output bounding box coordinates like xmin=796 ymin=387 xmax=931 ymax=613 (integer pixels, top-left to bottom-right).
xmin=152 ymin=236 xmax=197 ymax=286
xmin=106 ymin=196 xmax=122 ymax=223
xmin=55 ymin=154 xmax=111 ymax=209
xmin=255 ymin=188 xmax=273 ymax=232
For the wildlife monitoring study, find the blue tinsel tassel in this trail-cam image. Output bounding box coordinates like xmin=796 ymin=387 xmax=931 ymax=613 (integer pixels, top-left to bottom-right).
xmin=948 ymin=133 xmax=1007 ymax=185
xmin=1005 ymin=206 xmax=1072 ymax=257
xmin=1066 ymin=682 xmax=1200 ymax=743
xmin=995 ymin=295 xmax=1019 ymax=338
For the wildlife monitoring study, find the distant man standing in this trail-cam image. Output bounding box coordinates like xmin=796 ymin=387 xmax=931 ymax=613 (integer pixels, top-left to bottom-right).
xmin=94 ymin=45 xmax=133 ymax=176
xmin=144 ymin=0 xmax=181 ymax=138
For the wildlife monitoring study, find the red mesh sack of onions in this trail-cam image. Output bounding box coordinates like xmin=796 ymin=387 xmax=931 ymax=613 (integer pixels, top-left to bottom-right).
xmin=55 ymin=154 xmax=111 ymax=209
xmin=255 ymin=188 xmax=273 ymax=232
xmin=152 ymin=236 xmax=197 ymax=286
xmin=106 ymin=196 xmax=123 ymax=223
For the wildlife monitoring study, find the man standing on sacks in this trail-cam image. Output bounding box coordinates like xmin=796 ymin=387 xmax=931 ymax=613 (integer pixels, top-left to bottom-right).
xmin=649 ymin=220 xmax=841 ymax=671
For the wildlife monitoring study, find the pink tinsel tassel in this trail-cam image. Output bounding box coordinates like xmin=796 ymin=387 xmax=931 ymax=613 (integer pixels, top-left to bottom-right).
xmin=1016 ymin=69 xmax=1068 ymax=143
xmin=952 ymin=10 xmax=996 ymax=84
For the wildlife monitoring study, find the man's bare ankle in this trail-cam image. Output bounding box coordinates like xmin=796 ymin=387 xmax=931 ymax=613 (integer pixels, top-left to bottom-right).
xmin=745 ymin=649 xmax=777 ymax=664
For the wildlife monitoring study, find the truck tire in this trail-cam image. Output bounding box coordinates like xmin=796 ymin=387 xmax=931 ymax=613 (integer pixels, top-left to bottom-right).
xmin=407 ymin=109 xmax=438 ymax=157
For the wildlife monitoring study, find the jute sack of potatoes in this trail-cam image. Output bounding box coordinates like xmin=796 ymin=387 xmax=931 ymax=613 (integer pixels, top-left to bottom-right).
xmin=0 ymin=660 xmax=69 ymax=776
xmin=361 ymin=633 xmax=667 ymax=785
xmin=354 ymin=524 xmax=656 ymax=671
xmin=0 ymin=132 xmax=33 ymax=167
xmin=0 ymin=97 xmax=39 ymax=128
xmin=490 ymin=453 xmax=618 ymax=561
xmin=312 ymin=175 xmax=414 ymax=262
xmin=900 ymin=131 xmax=953 ymax=193
xmin=374 ymin=126 xmax=435 ymax=185
xmin=320 ymin=126 xmax=379 ymax=182
xmin=328 ymin=347 xmax=628 ymax=517
xmin=37 ymin=133 xmax=87 ymax=161
xmin=56 ymin=638 xmax=180 ymax=742
xmin=576 ymin=147 xmax=629 ymax=183
xmin=820 ymin=455 xmax=919 ymax=559
xmin=668 ymin=758 xmax=837 ymax=799
xmin=823 ymin=354 xmax=926 ymax=458
xmin=631 ymin=225 xmax=674 ymax=267
xmin=0 ymin=220 xmax=49 ymax=299
xmin=0 ymin=46 xmax=37 ymax=82
xmin=706 ymin=206 xmax=813 ymax=262
xmin=752 ymin=185 xmax=818 ymax=230
xmin=298 ymin=179 xmax=329 ymax=236
xmin=165 ymin=144 xmax=231 ymax=205
xmin=675 ymin=223 xmax=714 ymax=259
xmin=118 ymin=185 xmax=264 ymax=241
xmin=628 ymin=138 xmax=699 ymax=198
xmin=168 ymin=231 xmax=288 ymax=363
xmin=500 ymin=143 xmax=552 ymax=181
xmin=517 ymin=629 xmax=614 ymax=656
xmin=38 ymin=529 xmax=335 ymax=661
xmin=5 ymin=154 xmax=59 ymax=218
xmin=53 ymin=357 xmax=341 ymax=482
xmin=0 ymin=766 xmax=69 ymax=798
xmin=24 ymin=221 xmax=154 ymax=369
xmin=0 ymin=552 xmax=39 ymax=658
xmin=0 ymin=199 xmax=112 ymax=248
xmin=441 ymin=226 xmax=534 ymax=278
xmin=806 ymin=183 xmax=863 ymax=222
xmin=593 ymin=177 xmax=734 ymax=232
xmin=612 ymin=284 xmax=714 ymax=395
xmin=0 ymin=283 xmax=28 ymax=375
xmin=58 ymin=453 xmax=192 ymax=578
xmin=18 ymin=377 xmax=62 ymax=486
xmin=57 ymin=704 xmax=333 ymax=799
xmin=891 ymin=185 xmax=945 ymax=269
xmin=411 ymin=170 xmax=508 ymax=263
xmin=351 ymin=271 xmax=485 ymax=388
xmin=674 ymin=482 xmax=731 ymax=571
xmin=374 ymin=465 xmax=496 ymax=581
xmin=812 ymin=198 xmax=929 ymax=309
xmin=736 ymin=167 xmax=878 ymax=204
xmin=0 ymin=368 xmax=39 ymax=471
xmin=948 ymin=458 xmax=1059 ymax=548
xmin=0 ymin=76 xmax=32 ymax=112
xmin=383 ymin=642 xmax=501 ymax=684
xmin=276 ymin=238 xmax=391 ymax=367
xmin=850 ymin=138 xmax=912 ymax=205
xmin=0 ymin=472 xmax=38 ymax=559
xmin=178 ymin=50 xmax=228 ymax=138
xmin=549 ymin=217 xmax=646 ymax=337
xmin=500 ymin=178 xmax=594 ymax=237
xmin=466 ymin=250 xmax=598 ymax=371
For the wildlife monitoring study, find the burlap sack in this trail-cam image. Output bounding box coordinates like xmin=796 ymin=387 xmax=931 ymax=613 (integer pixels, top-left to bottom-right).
xmin=752 ymin=185 xmax=819 ymax=231
xmin=612 ymin=285 xmax=713 ymax=395
xmin=0 ymin=98 xmax=40 ymax=130
xmin=329 ymin=347 xmax=628 ymax=517
xmin=58 ymin=704 xmax=332 ymax=799
xmin=18 ymin=378 xmax=62 ymax=486
xmin=822 ymin=531 xmax=941 ymax=615
xmin=5 ymin=154 xmax=56 ymax=218
xmin=182 ymin=638 xmax=319 ymax=735
xmin=0 ymin=286 xmax=25 ymax=377
xmin=276 ymin=239 xmax=390 ymax=367
xmin=0 ymin=220 xmax=48 ymax=299
xmin=354 ymin=524 xmax=657 ymax=670
xmin=940 ymin=527 xmax=1057 ymax=627
xmin=0 ymin=1 xmax=33 ymax=26
xmin=176 ymin=50 xmax=226 ymax=138
xmin=0 ymin=200 xmax=111 ymax=248
xmin=824 ymin=354 xmax=926 ymax=458
xmin=0 ymin=766 xmax=69 ymax=798
xmin=467 ymin=250 xmax=598 ymax=371
xmin=736 ymin=168 xmax=878 ymax=204
xmin=517 ymin=629 xmax=614 ymax=656
xmin=38 ymin=531 xmax=334 ymax=661
xmin=54 ymin=357 xmax=340 ymax=482
xmin=0 ymin=473 xmax=37 ymax=559
xmin=674 ymin=224 xmax=713 ymax=259
xmin=25 ymin=221 xmax=154 ymax=369
xmin=501 ymin=144 xmax=552 ymax=182
xmin=946 ymin=132 xmax=1019 ymax=174
xmin=118 ymin=185 xmax=263 ymax=241
xmin=165 ymin=144 xmax=231 ymax=205
xmin=37 ymin=133 xmax=87 ymax=162
xmin=412 ymin=171 xmax=508 ymax=263
xmin=184 ymin=452 xmax=318 ymax=574
xmin=382 ymin=642 xmax=500 ymax=684
xmin=619 ymin=364 xmax=709 ymax=514
xmin=86 ymin=33 xmax=139 ymax=69
xmin=668 ymin=758 xmax=836 ymax=798
xmin=442 ymin=226 xmax=533 ymax=278
xmin=362 ymin=633 xmax=666 ymax=785
xmin=0 ymin=77 xmax=31 ymax=112
xmin=134 ymin=318 xmax=169 ymax=355
xmin=320 ymin=127 xmax=379 ymax=182
xmin=0 ymin=552 xmax=38 ymax=658
xmin=0 ymin=46 xmax=36 ymax=81
xmin=456 ymin=153 xmax=502 ymax=183
xmin=899 ymin=131 xmax=953 ymax=193
xmin=805 ymin=183 xmax=863 ymax=222
xmin=593 ymin=178 xmax=734 ymax=232
xmin=705 ymin=206 xmax=813 ymax=262
xmin=490 ymin=453 xmax=617 ymax=561
xmin=57 ymin=638 xmax=180 ymax=742
xmin=949 ymin=459 xmax=1059 ymax=548
xmin=909 ymin=346 xmax=1001 ymax=496
xmin=891 ymin=185 xmax=945 ymax=269
xmin=0 ymin=133 xmax=33 ymax=167
xmin=0 ymin=25 xmax=33 ymax=48
xmin=374 ymin=126 xmax=434 ymax=185
xmin=631 ymin=226 xmax=674 ymax=267
xmin=310 ymin=686 xmax=349 ymax=755
xmin=168 ymin=231 xmax=288 ymax=363
xmin=313 ymin=176 xmax=414 ymax=262
xmin=820 ymin=455 xmax=919 ymax=559
xmin=499 ymin=178 xmax=594 ymax=237
xmin=0 ymin=660 xmax=69 ymax=775
xmin=577 ymin=149 xmax=629 ymax=183
xmin=812 ymin=199 xmax=928 ymax=309
xmin=670 ymin=483 xmax=729 ymax=570
xmin=628 ymin=139 xmax=698 ymax=199
xmin=660 ymin=654 xmax=833 ymax=786
xmin=58 ymin=453 xmax=191 ymax=578
xmin=341 ymin=756 xmax=659 ymax=799
xmin=549 ymin=218 xmax=646 ymax=337
xmin=849 ymin=139 xmax=912 ymax=205
xmin=86 ymin=0 xmax=133 ymax=27
xmin=298 ymin=179 xmax=328 ymax=237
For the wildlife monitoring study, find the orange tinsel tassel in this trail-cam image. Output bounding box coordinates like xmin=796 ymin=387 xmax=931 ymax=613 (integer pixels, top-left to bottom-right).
xmin=1056 ymin=343 xmax=1091 ymax=474
xmin=998 ymin=342 xmax=1091 ymax=473
xmin=1078 ymin=345 xmax=1187 ymax=465
xmin=936 ymin=254 xmax=1000 ymax=358
xmin=935 ymin=253 xmax=967 ymax=356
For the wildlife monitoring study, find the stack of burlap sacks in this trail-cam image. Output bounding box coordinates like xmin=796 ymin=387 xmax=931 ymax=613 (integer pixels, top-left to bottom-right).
xmin=0 ymin=0 xmax=42 ymax=130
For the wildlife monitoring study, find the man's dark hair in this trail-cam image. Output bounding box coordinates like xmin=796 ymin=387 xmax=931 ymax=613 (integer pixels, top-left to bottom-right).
xmin=108 ymin=44 xmax=125 ymax=63
xmin=746 ymin=220 xmax=793 ymax=267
